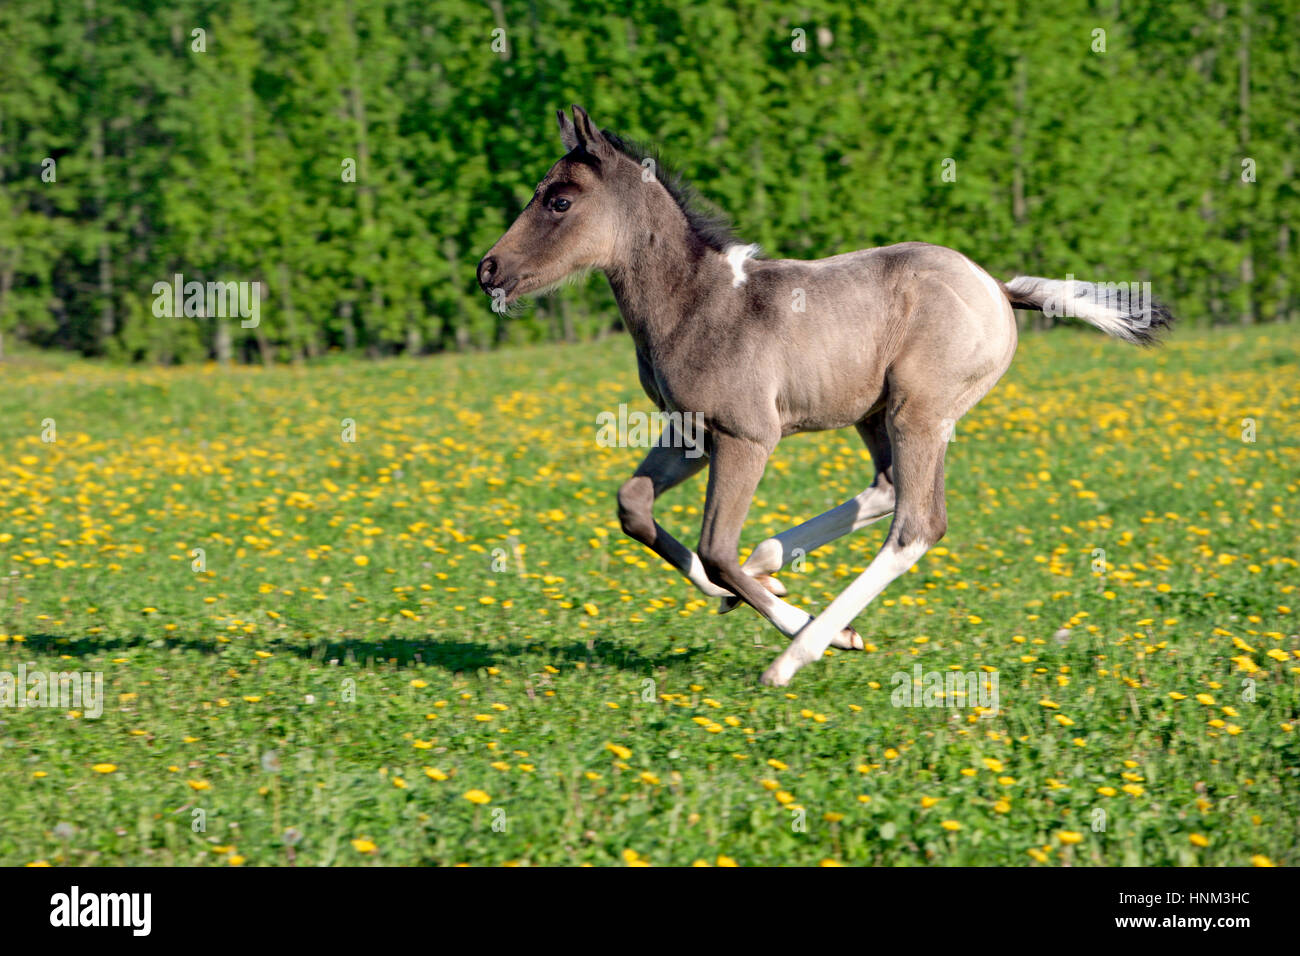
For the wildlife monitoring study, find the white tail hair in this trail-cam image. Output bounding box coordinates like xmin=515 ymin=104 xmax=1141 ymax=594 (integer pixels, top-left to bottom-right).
xmin=1003 ymin=275 xmax=1173 ymax=346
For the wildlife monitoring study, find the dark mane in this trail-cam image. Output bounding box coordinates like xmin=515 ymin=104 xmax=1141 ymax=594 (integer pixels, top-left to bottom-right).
xmin=602 ymin=129 xmax=744 ymax=253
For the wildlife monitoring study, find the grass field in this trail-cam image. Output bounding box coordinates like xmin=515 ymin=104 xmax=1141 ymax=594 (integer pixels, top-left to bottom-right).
xmin=1 ymin=323 xmax=1297 ymax=866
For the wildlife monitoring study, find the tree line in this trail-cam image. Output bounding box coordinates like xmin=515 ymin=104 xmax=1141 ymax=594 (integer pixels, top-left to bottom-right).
xmin=0 ymin=0 xmax=1294 ymax=363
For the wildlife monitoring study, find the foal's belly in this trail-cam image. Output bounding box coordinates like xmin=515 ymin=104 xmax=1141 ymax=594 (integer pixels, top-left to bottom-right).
xmin=778 ymin=376 xmax=888 ymax=435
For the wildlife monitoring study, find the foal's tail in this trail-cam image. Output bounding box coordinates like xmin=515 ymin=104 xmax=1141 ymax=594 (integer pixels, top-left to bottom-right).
xmin=1001 ymin=275 xmax=1174 ymax=346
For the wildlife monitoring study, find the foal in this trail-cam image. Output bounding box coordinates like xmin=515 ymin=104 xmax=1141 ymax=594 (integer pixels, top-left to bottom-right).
xmin=478 ymin=106 xmax=1172 ymax=686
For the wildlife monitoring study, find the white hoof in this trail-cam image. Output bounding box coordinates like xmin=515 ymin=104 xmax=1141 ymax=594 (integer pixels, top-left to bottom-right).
xmin=760 ymin=646 xmax=814 ymax=686
xmin=829 ymin=625 xmax=864 ymax=650
xmin=760 ymin=662 xmax=794 ymax=687
xmin=698 ymin=579 xmax=733 ymax=599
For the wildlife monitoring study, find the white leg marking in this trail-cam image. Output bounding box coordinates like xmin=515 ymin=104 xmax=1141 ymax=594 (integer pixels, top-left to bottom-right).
xmin=684 ymin=551 xmax=734 ymax=598
xmin=720 ymin=484 xmax=895 ymax=614
xmin=761 ymin=538 xmax=930 ymax=686
xmin=745 ymin=484 xmax=894 ymax=573
xmin=650 ymin=529 xmax=734 ymax=598
xmin=766 ymin=601 xmax=813 ymax=638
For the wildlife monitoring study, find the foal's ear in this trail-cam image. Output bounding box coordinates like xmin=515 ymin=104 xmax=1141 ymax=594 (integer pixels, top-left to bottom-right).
xmin=556 ymin=109 xmax=579 ymax=152
xmin=569 ymin=105 xmax=615 ymax=161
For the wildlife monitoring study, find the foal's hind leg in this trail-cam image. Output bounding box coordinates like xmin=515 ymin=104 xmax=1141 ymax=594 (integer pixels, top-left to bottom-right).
xmin=697 ymin=432 xmax=863 ymax=647
xmin=720 ymin=414 xmax=894 ymax=613
xmin=760 ymin=407 xmax=949 ymax=686
xmin=737 ymin=477 xmax=893 ymax=579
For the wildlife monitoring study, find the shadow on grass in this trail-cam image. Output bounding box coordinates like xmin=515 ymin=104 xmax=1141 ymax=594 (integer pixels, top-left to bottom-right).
xmin=11 ymin=631 xmax=705 ymax=676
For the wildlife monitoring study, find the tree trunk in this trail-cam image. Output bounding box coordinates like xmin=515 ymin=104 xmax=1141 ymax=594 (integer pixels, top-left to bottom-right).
xmin=0 ymin=264 xmax=12 ymax=359
xmin=279 ymin=262 xmax=303 ymax=362
xmin=1011 ymin=56 xmax=1034 ymax=331
xmin=405 ymin=310 xmax=421 ymax=354
xmin=93 ymin=120 xmax=115 ymax=348
xmin=1238 ymin=0 xmax=1254 ymax=325
xmin=215 ymin=321 xmax=232 ymax=365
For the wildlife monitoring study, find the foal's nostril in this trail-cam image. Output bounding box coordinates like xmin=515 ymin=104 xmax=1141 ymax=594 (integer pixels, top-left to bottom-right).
xmin=477 ymin=256 xmax=498 ymax=287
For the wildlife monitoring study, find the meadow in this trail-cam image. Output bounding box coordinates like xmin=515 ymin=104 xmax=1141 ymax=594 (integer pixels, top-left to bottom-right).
xmin=1 ymin=323 xmax=1297 ymax=866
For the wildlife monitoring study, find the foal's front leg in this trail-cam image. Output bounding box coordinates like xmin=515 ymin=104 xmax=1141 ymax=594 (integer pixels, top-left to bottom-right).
xmin=616 ymin=432 xmax=732 ymax=599
xmin=698 ymin=433 xmax=863 ymax=646
xmin=721 ymin=412 xmax=895 ymax=613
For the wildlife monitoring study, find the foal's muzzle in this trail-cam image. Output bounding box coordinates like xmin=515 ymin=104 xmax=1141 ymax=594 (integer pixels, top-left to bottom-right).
xmin=476 ymin=255 xmax=499 ymax=291
xmin=477 ymin=254 xmax=525 ymax=303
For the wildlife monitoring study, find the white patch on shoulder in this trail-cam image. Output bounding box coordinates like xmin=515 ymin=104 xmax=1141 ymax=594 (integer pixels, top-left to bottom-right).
xmin=724 ymin=244 xmax=760 ymax=287
xmin=961 ymin=255 xmax=1006 ymax=314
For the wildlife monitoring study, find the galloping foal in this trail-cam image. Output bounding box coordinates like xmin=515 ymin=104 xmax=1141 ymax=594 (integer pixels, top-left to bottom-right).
xmin=478 ymin=106 xmax=1173 ymax=686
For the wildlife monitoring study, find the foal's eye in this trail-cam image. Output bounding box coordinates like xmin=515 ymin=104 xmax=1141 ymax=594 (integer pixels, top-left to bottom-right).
xmin=550 ymin=197 xmax=571 ymax=212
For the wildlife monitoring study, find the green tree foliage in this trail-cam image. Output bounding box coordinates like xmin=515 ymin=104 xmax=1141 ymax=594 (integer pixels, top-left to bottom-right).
xmin=0 ymin=0 xmax=1295 ymax=362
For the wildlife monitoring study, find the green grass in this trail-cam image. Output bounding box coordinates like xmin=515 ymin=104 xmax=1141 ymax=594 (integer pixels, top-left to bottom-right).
xmin=1 ymin=323 xmax=1297 ymax=866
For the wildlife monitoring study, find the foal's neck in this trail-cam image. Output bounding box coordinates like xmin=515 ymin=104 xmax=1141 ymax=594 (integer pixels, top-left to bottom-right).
xmin=604 ymin=209 xmax=731 ymax=355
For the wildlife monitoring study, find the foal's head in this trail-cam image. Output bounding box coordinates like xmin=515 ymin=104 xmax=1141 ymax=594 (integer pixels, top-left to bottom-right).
xmin=477 ymin=106 xmax=637 ymax=306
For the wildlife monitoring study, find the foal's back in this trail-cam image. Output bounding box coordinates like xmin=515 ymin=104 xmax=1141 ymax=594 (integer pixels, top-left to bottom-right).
xmin=720 ymin=241 xmax=1018 ymax=435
